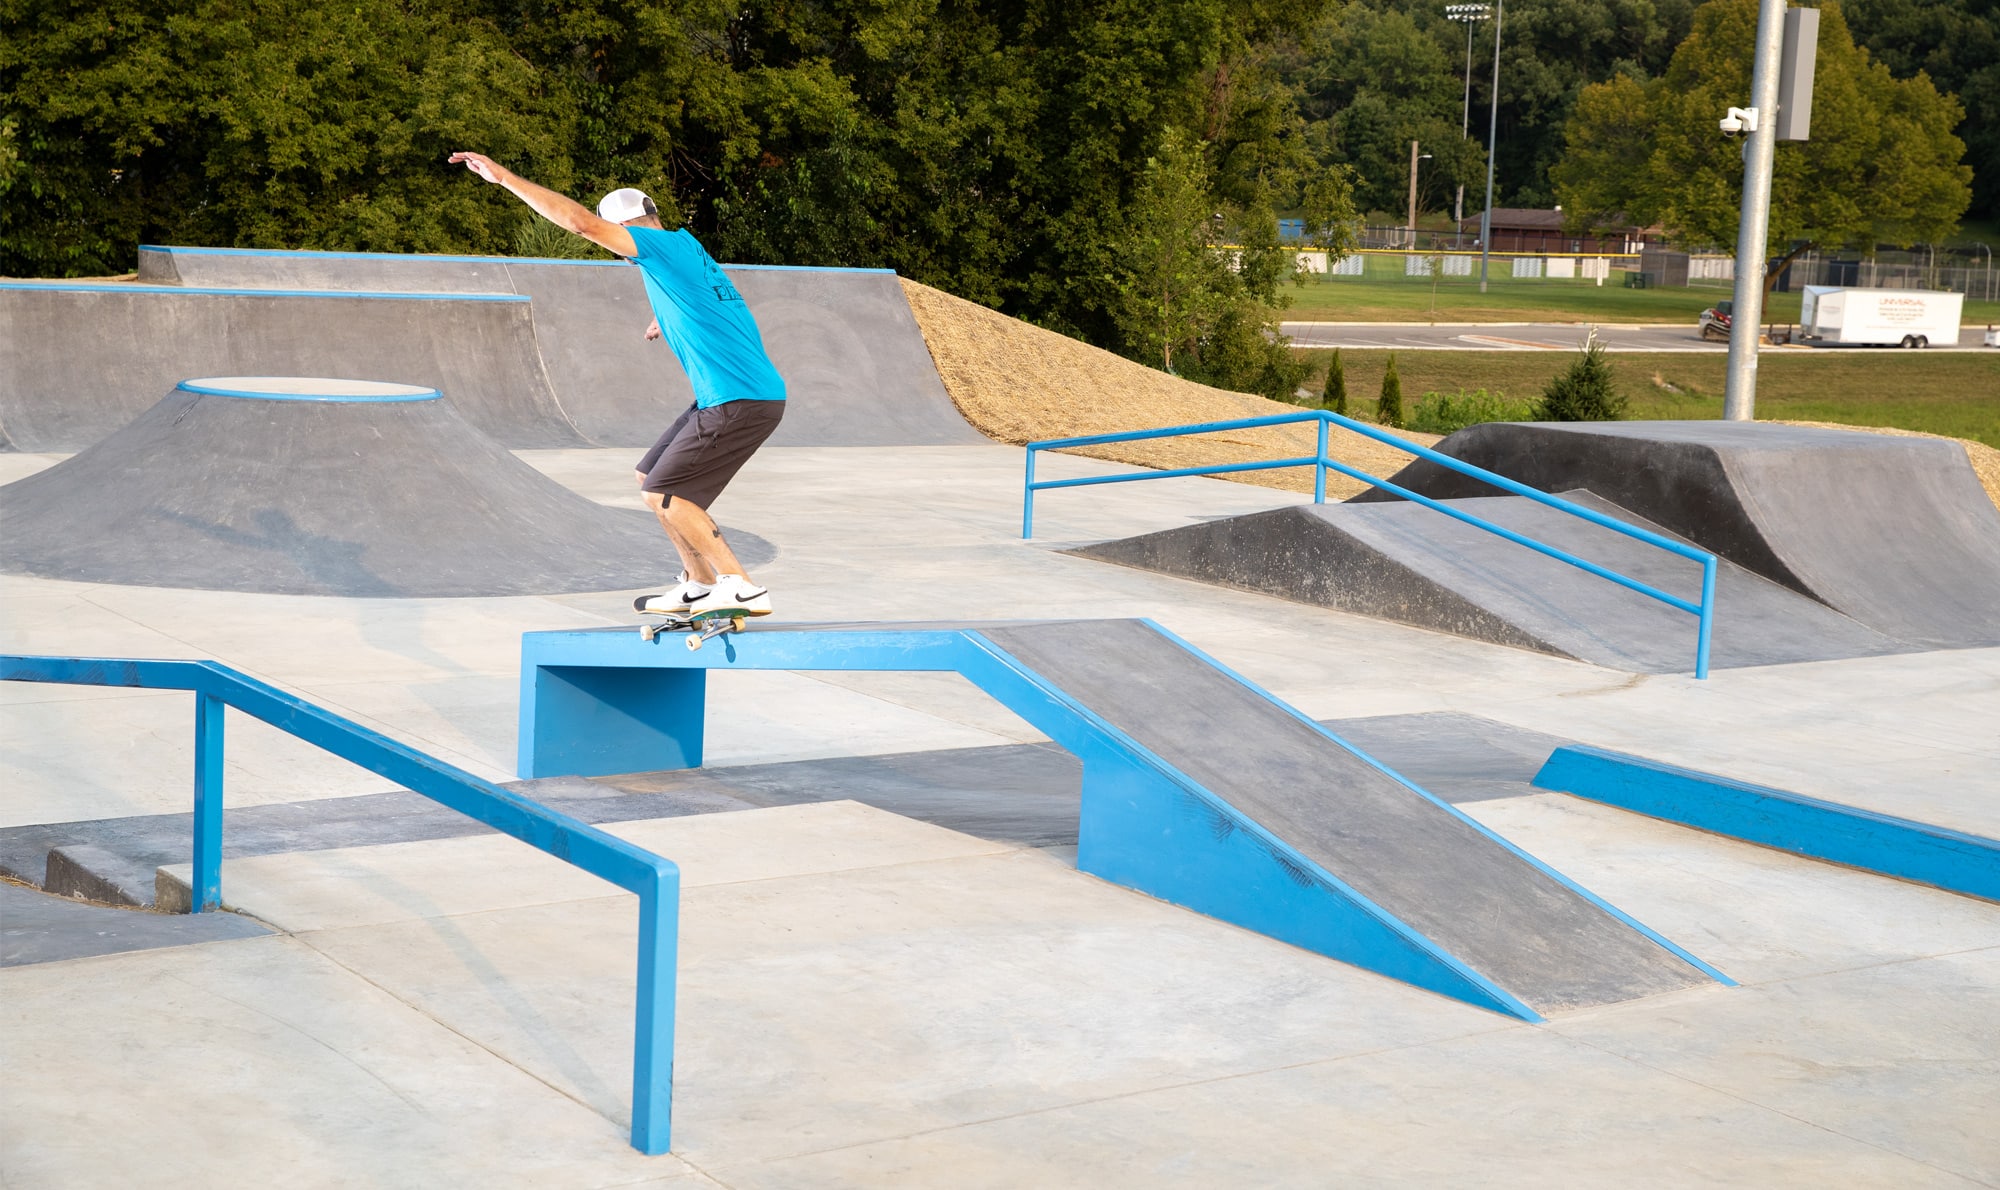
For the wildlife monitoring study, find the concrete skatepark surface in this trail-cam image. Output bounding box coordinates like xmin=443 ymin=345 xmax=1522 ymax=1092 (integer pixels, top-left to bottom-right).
xmin=135 ymin=245 xmax=987 ymax=449
xmin=3 ymin=441 xmax=1998 ymax=1185
xmin=1357 ymin=420 xmax=2000 ymax=651
xmin=3 ymin=255 xmax=1998 ymax=1183
xmin=0 ymin=378 xmax=770 ymax=597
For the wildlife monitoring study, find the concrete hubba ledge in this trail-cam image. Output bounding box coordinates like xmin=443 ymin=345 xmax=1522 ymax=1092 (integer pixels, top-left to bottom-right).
xmin=517 ymin=618 xmax=1730 ymax=1020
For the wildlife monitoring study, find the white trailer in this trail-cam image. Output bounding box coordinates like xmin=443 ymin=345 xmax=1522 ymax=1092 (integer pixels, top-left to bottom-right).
xmin=1798 ymin=286 xmax=1962 ymax=348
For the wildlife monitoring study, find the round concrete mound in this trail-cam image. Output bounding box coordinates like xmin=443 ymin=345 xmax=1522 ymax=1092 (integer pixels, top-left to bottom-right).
xmin=0 ymin=377 xmax=773 ymax=597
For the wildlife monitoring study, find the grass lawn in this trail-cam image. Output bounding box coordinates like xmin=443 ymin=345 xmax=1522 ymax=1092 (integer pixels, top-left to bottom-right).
xmin=1295 ymin=348 xmax=2000 ymax=449
xmin=1282 ymin=256 xmax=2000 ymax=327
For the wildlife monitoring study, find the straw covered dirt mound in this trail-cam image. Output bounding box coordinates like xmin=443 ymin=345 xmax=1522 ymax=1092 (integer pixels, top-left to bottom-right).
xmin=899 ymin=278 xmax=1434 ymax=498
xmin=900 ymin=278 xmax=2000 ymax=516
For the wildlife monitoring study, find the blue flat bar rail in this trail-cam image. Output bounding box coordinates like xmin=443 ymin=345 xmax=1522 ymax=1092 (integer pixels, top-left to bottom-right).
xmin=1022 ymin=411 xmax=1718 ymax=678
xmin=0 ymin=654 xmax=682 ymax=1156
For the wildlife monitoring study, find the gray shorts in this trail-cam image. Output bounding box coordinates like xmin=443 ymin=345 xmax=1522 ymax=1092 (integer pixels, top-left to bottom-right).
xmin=636 ymin=399 xmax=784 ymax=509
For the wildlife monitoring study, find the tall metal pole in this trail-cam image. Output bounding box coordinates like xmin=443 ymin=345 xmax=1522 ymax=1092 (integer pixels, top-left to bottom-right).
xmin=1408 ymin=139 xmax=1421 ymax=249
xmin=1477 ymin=0 xmax=1503 ymax=293
xmin=1722 ymin=0 xmax=1788 ymax=421
xmin=1458 ymin=19 xmax=1474 ymax=226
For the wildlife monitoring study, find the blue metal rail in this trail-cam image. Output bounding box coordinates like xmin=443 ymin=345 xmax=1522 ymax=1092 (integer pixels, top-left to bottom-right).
xmin=1023 ymin=411 xmax=1718 ymax=678
xmin=0 ymin=654 xmax=680 ymax=1156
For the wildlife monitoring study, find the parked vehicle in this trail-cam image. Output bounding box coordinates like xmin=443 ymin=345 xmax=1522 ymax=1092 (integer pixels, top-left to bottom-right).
xmin=1798 ymin=286 xmax=1962 ymax=348
xmin=1697 ymin=300 xmax=1732 ymax=341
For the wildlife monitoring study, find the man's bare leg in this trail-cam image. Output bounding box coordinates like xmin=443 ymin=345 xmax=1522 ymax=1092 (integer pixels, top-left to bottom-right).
xmin=642 ymin=488 xmax=712 ymax=582
xmin=662 ymin=496 xmax=753 ymax=583
xmin=638 ymin=474 xmax=753 ymax=585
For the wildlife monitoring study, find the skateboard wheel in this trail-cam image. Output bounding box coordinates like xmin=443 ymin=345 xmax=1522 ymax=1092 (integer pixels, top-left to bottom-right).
xmin=732 ymin=617 xmax=746 ymax=631
xmin=685 ymin=634 xmax=703 ymax=652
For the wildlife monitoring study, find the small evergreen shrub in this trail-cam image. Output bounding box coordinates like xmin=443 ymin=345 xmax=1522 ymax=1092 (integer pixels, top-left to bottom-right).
xmin=1376 ymin=352 xmax=1404 ymax=427
xmin=1534 ymin=332 xmax=1628 ymax=421
xmin=1407 ymin=389 xmax=1537 ymax=434
xmin=1322 ymin=347 xmax=1349 ymax=415
xmin=513 ymin=215 xmax=603 ymax=260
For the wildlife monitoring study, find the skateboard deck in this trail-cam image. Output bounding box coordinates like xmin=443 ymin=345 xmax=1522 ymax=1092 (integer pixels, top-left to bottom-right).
xmin=637 ymin=607 xmax=750 ymax=651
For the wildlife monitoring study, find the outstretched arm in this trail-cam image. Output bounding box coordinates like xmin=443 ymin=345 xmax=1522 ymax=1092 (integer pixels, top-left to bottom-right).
xmin=449 ymin=152 xmax=637 ymax=258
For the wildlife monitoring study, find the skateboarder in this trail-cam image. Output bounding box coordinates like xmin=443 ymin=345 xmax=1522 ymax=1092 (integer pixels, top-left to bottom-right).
xmin=450 ymin=151 xmax=782 ymax=618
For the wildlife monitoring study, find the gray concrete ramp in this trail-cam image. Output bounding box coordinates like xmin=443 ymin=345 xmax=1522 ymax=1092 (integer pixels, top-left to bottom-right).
xmin=977 ymin=620 xmax=1711 ymax=1014
xmin=1072 ymin=495 xmax=1912 ymax=672
xmin=137 ymin=246 xmax=985 ymax=448
xmin=0 ymin=378 xmax=769 ymax=596
xmin=0 ymin=281 xmax=584 ymax=452
xmin=1357 ymin=421 xmax=2000 ymax=650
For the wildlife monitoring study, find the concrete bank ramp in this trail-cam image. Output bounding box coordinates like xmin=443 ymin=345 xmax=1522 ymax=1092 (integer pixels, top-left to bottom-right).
xmin=1071 ymin=495 xmax=1911 ymax=672
xmin=1355 ymin=421 xmax=2000 ymax=650
xmin=0 ymin=281 xmax=583 ymax=452
xmin=0 ymin=377 xmax=769 ymax=596
xmin=138 ymin=245 xmax=985 ymax=449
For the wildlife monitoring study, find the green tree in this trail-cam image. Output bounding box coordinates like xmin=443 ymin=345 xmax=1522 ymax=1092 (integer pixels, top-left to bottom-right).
xmin=1322 ymin=347 xmax=1349 ymax=412
xmin=1378 ymin=352 xmax=1404 ymax=426
xmin=1114 ymin=127 xmax=1230 ymax=375
xmin=1300 ymin=163 xmax=1361 ymax=278
xmin=1535 ymin=332 xmax=1626 ymax=420
xmin=1845 ymin=0 xmax=2000 ymax=221
xmin=1552 ymin=0 xmax=1973 ymax=248
xmin=0 ymin=0 xmax=572 ymax=275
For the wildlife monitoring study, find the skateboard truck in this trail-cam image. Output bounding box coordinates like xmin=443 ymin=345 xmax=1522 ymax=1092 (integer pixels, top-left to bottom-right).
xmin=639 ymin=611 xmax=748 ymax=651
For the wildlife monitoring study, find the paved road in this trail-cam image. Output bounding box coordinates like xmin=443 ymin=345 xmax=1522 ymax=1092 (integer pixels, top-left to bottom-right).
xmin=1283 ymin=320 xmax=1998 ymax=353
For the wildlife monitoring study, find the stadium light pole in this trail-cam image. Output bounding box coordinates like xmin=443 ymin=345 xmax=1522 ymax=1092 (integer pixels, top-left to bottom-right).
xmin=1476 ymin=0 xmax=1503 ymax=292
xmin=1444 ymin=4 xmax=1490 ymax=231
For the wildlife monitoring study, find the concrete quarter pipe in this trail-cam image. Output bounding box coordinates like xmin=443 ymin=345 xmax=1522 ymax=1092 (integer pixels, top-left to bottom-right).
xmin=0 ymin=281 xmax=585 ymax=452
xmin=137 ymin=245 xmax=985 ymax=449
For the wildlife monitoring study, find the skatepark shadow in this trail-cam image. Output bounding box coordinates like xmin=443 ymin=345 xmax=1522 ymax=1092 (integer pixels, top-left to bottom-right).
xmin=158 ymin=508 xmax=400 ymax=598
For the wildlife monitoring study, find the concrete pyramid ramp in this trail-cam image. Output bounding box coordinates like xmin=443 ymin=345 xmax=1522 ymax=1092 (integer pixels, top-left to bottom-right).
xmin=138 ymin=245 xmax=986 ymax=449
xmin=0 ymin=378 xmax=768 ymax=597
xmin=1355 ymin=421 xmax=2000 ymax=650
xmin=1071 ymin=496 xmax=1911 ymax=672
xmin=0 ymin=281 xmax=585 ymax=452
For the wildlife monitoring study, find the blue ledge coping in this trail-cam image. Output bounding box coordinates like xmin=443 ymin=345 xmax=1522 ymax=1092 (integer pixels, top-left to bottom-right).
xmin=0 ymin=280 xmax=529 ymax=302
xmin=177 ymin=379 xmax=442 ymax=403
xmin=1533 ymin=744 xmax=2000 ymax=903
xmin=140 ymin=244 xmax=896 ymax=274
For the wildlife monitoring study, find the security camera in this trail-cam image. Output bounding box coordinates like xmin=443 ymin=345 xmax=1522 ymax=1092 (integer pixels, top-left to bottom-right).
xmin=1719 ymin=106 xmax=1759 ymax=137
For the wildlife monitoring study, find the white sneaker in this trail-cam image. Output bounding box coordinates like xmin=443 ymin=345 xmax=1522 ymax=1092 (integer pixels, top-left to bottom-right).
xmin=634 ymin=572 xmax=710 ymax=614
xmin=690 ymin=576 xmax=773 ymax=617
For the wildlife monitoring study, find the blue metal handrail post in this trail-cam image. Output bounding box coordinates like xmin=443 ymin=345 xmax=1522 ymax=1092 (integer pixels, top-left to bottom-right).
xmin=1314 ymin=418 xmax=1329 ymax=503
xmin=1696 ymin=557 xmax=1717 ymax=679
xmin=192 ymin=690 xmax=224 ymax=911
xmin=630 ymin=866 xmax=681 ymax=1154
xmin=1023 ymin=446 xmax=1037 ymax=539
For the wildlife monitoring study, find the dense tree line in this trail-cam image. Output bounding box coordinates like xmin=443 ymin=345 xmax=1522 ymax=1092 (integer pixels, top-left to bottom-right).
xmin=0 ymin=0 xmax=1989 ymax=396
xmin=1554 ymin=0 xmax=1970 ymax=248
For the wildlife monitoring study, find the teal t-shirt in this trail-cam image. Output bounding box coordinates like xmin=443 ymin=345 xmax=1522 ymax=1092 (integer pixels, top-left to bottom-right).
xmin=627 ymin=226 xmax=786 ymax=407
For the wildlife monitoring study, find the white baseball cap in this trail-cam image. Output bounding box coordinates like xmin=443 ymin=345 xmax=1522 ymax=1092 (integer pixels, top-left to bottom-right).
xmin=597 ymin=188 xmax=658 ymax=222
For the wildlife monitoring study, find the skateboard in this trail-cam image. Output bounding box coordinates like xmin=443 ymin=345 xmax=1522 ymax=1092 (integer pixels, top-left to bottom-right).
xmin=637 ymin=607 xmax=749 ymax=651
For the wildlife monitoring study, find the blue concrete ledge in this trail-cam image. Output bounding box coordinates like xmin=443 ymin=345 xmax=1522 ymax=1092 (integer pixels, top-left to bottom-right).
xmin=1533 ymin=745 xmax=2000 ymax=903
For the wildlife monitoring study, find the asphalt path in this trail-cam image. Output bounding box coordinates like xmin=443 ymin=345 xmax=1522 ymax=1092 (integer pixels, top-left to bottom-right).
xmin=1282 ymin=320 xmax=1998 ymax=353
